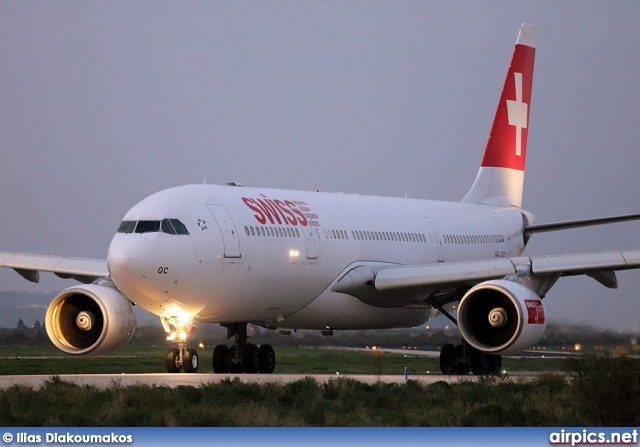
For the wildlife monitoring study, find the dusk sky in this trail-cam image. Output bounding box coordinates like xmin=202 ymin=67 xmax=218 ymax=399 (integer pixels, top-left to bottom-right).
xmin=1 ymin=1 xmax=639 ymax=330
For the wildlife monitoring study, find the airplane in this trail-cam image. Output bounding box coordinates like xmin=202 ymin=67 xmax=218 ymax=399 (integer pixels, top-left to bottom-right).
xmin=2 ymin=23 xmax=640 ymax=375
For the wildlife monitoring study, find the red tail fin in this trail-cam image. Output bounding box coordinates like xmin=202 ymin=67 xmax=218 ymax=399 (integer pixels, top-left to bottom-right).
xmin=463 ymin=24 xmax=536 ymax=207
xmin=482 ymin=25 xmax=536 ymax=170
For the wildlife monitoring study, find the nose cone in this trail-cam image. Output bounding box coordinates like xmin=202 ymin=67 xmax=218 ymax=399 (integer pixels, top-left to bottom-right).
xmin=107 ymin=232 xmax=205 ymax=317
xmin=107 ymin=233 xmax=161 ymax=306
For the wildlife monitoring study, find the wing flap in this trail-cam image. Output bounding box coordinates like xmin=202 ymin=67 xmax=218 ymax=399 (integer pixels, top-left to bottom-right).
xmin=530 ymin=249 xmax=640 ymax=273
xmin=374 ymin=258 xmax=516 ymax=291
xmin=372 ymin=249 xmax=640 ymax=293
xmin=530 ymin=252 xmax=628 ymax=274
xmin=621 ymin=250 xmax=640 ymax=266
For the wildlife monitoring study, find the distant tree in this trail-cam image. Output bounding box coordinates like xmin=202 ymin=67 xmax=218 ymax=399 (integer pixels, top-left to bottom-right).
xmin=33 ymin=330 xmax=48 ymax=345
xmin=33 ymin=321 xmax=42 ymax=331
xmin=16 ymin=319 xmax=26 ymax=329
xmin=9 ymin=332 xmax=27 ymax=345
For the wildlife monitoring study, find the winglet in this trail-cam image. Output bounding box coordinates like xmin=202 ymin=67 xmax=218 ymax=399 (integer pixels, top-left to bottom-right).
xmin=462 ymin=24 xmax=536 ymax=208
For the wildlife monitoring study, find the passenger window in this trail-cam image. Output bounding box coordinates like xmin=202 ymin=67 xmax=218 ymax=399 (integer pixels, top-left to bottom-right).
xmin=135 ymin=221 xmax=160 ymax=233
xmin=162 ymin=219 xmax=177 ymax=234
xmin=117 ymin=221 xmax=136 ymax=234
xmin=169 ymin=219 xmax=190 ymax=235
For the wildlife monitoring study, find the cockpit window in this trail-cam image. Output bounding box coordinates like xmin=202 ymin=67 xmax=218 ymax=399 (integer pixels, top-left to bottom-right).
xmin=135 ymin=220 xmax=161 ymax=233
xmin=117 ymin=221 xmax=136 ymax=234
xmin=161 ymin=219 xmax=175 ymax=234
xmin=117 ymin=219 xmax=189 ymax=235
xmin=170 ymin=219 xmax=189 ymax=235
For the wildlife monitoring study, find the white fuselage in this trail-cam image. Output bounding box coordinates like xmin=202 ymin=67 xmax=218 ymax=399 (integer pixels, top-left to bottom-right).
xmin=106 ymin=184 xmax=528 ymax=330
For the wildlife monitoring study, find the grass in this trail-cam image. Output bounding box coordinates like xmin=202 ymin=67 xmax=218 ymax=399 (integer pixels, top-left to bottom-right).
xmin=0 ymin=352 xmax=637 ymax=426
xmin=0 ymin=345 xmax=567 ymax=375
xmin=0 ymin=374 xmax=576 ymax=426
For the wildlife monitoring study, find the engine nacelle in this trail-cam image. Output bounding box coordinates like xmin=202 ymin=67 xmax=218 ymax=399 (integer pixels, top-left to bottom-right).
xmin=45 ymin=282 xmax=137 ymax=356
xmin=457 ymin=279 xmax=546 ymax=355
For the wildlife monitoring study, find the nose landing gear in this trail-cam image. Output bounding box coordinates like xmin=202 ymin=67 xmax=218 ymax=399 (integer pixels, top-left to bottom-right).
xmin=161 ymin=314 xmax=200 ymax=373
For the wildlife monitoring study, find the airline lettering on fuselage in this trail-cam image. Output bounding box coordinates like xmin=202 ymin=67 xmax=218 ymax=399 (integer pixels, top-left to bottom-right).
xmin=241 ymin=195 xmax=321 ymax=227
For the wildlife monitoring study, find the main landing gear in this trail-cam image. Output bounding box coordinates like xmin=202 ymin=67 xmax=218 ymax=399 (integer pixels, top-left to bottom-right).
xmin=160 ymin=316 xmax=276 ymax=374
xmin=212 ymin=323 xmax=276 ymax=374
xmin=439 ymin=342 xmax=502 ymax=375
xmin=427 ymin=297 xmax=501 ymax=376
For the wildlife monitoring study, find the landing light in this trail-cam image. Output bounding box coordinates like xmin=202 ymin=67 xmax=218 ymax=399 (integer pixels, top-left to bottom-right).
xmin=289 ymin=250 xmax=299 ymax=258
xmin=574 ymin=343 xmax=581 ymax=351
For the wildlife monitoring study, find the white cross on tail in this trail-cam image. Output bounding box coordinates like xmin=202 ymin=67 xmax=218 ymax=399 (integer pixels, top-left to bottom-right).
xmin=506 ymin=72 xmax=528 ymax=156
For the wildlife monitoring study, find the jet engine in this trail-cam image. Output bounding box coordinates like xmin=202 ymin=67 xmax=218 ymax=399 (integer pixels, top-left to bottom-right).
xmin=457 ymin=279 xmax=546 ymax=355
xmin=45 ymin=281 xmax=136 ymax=356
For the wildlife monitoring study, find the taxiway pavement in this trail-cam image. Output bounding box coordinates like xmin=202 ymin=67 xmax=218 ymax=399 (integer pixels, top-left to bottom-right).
xmin=0 ymin=372 xmax=541 ymax=389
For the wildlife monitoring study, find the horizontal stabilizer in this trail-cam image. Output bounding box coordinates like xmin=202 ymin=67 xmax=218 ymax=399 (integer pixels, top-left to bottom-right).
xmin=525 ymin=213 xmax=640 ymax=235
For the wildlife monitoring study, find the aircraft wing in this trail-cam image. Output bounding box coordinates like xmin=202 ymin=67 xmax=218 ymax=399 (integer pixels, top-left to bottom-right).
xmin=374 ymin=249 xmax=640 ymax=292
xmin=0 ymin=252 xmax=108 ymax=284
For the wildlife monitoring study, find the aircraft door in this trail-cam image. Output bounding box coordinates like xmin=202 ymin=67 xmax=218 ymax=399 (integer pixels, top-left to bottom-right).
xmin=207 ymin=205 xmax=241 ymax=258
xmin=427 ymin=221 xmax=444 ymax=262
xmin=303 ymin=228 xmax=318 ymax=259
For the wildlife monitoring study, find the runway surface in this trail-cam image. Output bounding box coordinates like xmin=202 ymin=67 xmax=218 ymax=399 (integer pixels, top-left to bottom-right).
xmin=0 ymin=372 xmax=541 ymax=389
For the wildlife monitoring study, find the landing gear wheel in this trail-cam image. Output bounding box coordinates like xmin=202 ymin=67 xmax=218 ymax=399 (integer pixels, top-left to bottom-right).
xmin=212 ymin=345 xmax=230 ymax=373
xmin=166 ymin=348 xmax=181 ymax=373
xmin=228 ymin=345 xmax=243 ymax=373
xmin=183 ymin=348 xmax=199 ymax=373
xmin=470 ymin=350 xmax=485 ymax=375
xmin=258 ymin=344 xmax=276 ymax=374
xmin=470 ymin=351 xmax=501 ymax=375
xmin=454 ymin=344 xmax=471 ymax=375
xmin=242 ymin=343 xmax=260 ymax=374
xmin=439 ymin=344 xmax=456 ymax=375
